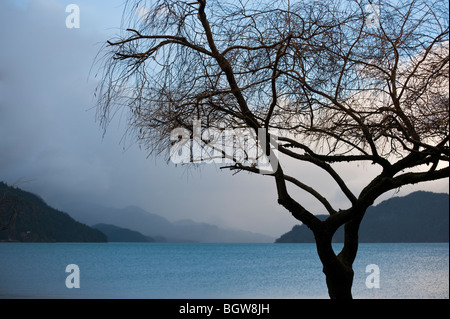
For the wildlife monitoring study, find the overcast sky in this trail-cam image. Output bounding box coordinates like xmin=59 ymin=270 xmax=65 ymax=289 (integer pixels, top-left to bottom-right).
xmin=0 ymin=0 xmax=448 ymax=238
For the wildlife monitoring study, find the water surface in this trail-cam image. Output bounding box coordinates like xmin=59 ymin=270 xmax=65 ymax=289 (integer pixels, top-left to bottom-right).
xmin=0 ymin=243 xmax=447 ymax=299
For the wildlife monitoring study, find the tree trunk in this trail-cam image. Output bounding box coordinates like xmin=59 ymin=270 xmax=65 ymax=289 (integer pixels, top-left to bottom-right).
xmin=323 ymin=260 xmax=354 ymax=299
xmin=315 ymin=221 xmax=360 ymax=300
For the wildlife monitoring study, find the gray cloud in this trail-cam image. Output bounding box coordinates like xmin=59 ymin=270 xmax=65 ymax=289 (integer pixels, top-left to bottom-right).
xmin=0 ymin=0 xmax=447 ymax=238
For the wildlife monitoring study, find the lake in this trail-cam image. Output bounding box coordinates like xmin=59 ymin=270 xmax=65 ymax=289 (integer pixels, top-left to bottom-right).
xmin=0 ymin=243 xmax=448 ymax=299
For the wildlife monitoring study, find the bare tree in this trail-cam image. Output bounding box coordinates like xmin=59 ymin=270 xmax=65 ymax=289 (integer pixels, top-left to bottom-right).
xmin=96 ymin=0 xmax=449 ymax=299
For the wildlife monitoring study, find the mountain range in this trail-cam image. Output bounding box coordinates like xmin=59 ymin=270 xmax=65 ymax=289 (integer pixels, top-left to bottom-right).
xmin=64 ymin=202 xmax=274 ymax=243
xmin=275 ymin=191 xmax=449 ymax=243
xmin=0 ymin=181 xmax=274 ymax=243
xmin=2 ymin=181 xmax=448 ymax=243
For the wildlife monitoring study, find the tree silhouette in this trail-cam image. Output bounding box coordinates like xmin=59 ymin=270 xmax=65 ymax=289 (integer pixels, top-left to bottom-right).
xmin=96 ymin=0 xmax=449 ymax=299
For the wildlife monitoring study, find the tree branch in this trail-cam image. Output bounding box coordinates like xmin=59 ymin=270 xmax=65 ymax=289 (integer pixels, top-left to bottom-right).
xmin=277 ymin=144 xmax=358 ymax=205
xmin=284 ymin=174 xmax=337 ymax=215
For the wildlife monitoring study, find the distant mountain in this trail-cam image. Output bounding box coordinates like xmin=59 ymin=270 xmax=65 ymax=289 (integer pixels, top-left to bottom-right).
xmin=92 ymin=223 xmax=155 ymax=242
xmin=0 ymin=182 xmax=106 ymax=242
xmin=64 ymin=203 xmax=174 ymax=238
xmin=65 ymin=202 xmax=274 ymax=243
xmin=171 ymin=219 xmax=275 ymax=243
xmin=276 ymin=191 xmax=449 ymax=243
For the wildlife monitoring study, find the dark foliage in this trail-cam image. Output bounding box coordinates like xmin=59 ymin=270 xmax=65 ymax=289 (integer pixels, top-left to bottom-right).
xmin=0 ymin=182 xmax=107 ymax=242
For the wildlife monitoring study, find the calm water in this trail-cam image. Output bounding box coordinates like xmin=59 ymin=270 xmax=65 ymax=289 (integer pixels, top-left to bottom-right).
xmin=0 ymin=243 xmax=448 ymax=299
